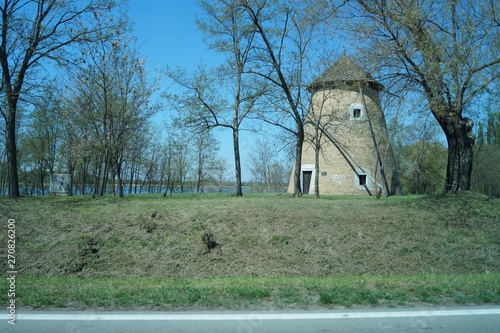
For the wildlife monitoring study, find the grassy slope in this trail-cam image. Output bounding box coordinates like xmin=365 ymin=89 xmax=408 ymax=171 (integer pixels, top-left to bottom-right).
xmin=0 ymin=192 xmax=499 ymax=309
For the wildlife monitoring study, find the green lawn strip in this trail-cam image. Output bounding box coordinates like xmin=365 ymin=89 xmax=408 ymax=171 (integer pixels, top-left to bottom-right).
xmin=2 ymin=273 xmax=498 ymax=310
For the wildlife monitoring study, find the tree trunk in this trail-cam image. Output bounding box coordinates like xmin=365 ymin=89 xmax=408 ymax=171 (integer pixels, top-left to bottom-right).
xmin=117 ymin=162 xmax=124 ymax=197
xmin=82 ymin=161 xmax=88 ymax=195
xmin=196 ymin=151 xmax=202 ymax=193
xmin=314 ymin=140 xmax=320 ymax=199
xmin=163 ymin=172 xmax=171 ymax=197
xmin=6 ymin=109 xmax=20 ymax=197
xmin=100 ymin=152 xmax=109 ymax=196
xmin=233 ymin=127 xmax=243 ymax=197
xmin=129 ymin=161 xmax=134 ymax=195
xmin=93 ymin=159 xmax=100 ymax=196
xmin=134 ymin=169 xmax=139 ymax=194
xmin=294 ymin=126 xmax=304 ymax=197
xmin=439 ymin=115 xmax=474 ymax=192
xmin=39 ymin=163 xmax=45 ymax=195
xmin=232 ymin=70 xmax=244 ymax=197
xmin=111 ymin=167 xmax=116 ymax=196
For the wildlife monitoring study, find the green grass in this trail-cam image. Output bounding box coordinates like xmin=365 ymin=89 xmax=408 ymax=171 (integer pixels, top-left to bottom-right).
xmin=0 ymin=191 xmax=499 ymax=309
xmin=1 ymin=274 xmax=498 ymax=310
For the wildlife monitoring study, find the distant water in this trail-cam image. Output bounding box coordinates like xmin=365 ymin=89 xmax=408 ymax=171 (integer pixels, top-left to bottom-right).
xmin=3 ymin=185 xmax=287 ymax=196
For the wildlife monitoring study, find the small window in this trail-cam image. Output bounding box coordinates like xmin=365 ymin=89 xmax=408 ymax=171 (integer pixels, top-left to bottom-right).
xmin=349 ymin=104 xmax=364 ymax=120
xmin=321 ymin=172 xmax=327 ymax=176
xmin=353 ymin=108 xmax=361 ymax=118
xmin=355 ymin=168 xmax=372 ymax=190
xmin=358 ymin=174 xmax=367 ymax=186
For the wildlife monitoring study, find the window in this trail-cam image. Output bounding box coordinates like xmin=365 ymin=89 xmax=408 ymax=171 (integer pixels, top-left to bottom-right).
xmin=355 ymin=168 xmax=372 ymax=190
xmin=349 ymin=103 xmax=364 ymax=120
xmin=353 ymin=108 xmax=361 ymax=118
xmin=358 ymin=174 xmax=367 ymax=186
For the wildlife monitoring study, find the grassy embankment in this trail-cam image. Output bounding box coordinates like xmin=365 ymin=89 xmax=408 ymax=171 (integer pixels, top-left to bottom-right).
xmin=0 ymin=192 xmax=498 ymax=310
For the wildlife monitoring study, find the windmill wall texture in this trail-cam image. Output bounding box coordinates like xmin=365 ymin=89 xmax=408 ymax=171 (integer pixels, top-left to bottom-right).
xmin=287 ymin=57 xmax=401 ymax=196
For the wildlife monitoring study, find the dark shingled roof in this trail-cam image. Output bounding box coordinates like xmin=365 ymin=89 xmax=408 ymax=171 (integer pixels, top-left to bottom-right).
xmin=308 ymin=55 xmax=384 ymax=93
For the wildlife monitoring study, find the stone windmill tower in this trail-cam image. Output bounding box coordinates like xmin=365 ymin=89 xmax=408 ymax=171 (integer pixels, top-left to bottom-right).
xmin=288 ymin=55 xmax=401 ymax=197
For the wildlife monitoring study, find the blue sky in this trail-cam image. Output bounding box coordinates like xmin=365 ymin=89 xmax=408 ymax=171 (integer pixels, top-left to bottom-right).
xmin=128 ymin=0 xmax=222 ymax=70
xmin=127 ymin=0 xmax=269 ymax=182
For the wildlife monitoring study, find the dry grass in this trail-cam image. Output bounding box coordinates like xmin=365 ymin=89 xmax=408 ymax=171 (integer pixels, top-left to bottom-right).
xmin=0 ymin=192 xmax=498 ymax=280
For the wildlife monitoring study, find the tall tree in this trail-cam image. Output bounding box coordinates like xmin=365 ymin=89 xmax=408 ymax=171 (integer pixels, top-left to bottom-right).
xmin=171 ymin=131 xmax=193 ymax=194
xmin=248 ymin=138 xmax=275 ymax=193
xmin=239 ymin=0 xmax=337 ymax=197
xmin=0 ymin=0 xmax=125 ymax=197
xmin=340 ymin=0 xmax=500 ymax=192
xmin=472 ymin=99 xmax=500 ymax=197
xmin=486 ymin=111 xmax=500 ymax=146
xmin=211 ymin=157 xmax=232 ymax=192
xmin=192 ymin=129 xmax=220 ymax=193
xmin=66 ymin=26 xmax=157 ymax=197
xmin=303 ymin=88 xmax=342 ymax=198
xmin=166 ymin=0 xmax=259 ymax=197
xmin=248 ymin=137 xmax=289 ymax=193
xmin=21 ymin=84 xmax=63 ymax=194
xmin=391 ymin=114 xmax=448 ymax=194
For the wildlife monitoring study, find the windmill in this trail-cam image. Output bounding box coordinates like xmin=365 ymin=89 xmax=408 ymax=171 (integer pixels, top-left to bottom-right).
xmin=288 ymin=55 xmax=402 ymax=197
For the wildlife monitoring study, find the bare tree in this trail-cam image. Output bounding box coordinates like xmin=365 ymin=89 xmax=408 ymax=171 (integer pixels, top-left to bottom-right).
xmin=472 ymin=100 xmax=500 ymax=197
xmin=391 ymin=113 xmax=448 ymax=194
xmin=158 ymin=127 xmax=194 ymax=194
xmin=211 ymin=157 xmax=232 ymax=192
xmin=20 ymin=84 xmax=63 ymax=194
xmin=303 ymin=88 xmax=342 ymax=198
xmin=248 ymin=138 xmax=273 ymax=192
xmin=239 ymin=0 xmax=337 ymax=197
xmin=0 ymin=0 xmax=125 ymax=197
xmin=65 ymin=24 xmax=157 ymax=197
xmin=339 ymin=0 xmax=500 ymax=192
xmin=193 ymin=129 xmax=220 ymax=193
xmin=165 ymin=0 xmax=261 ymax=197
xmin=248 ymin=137 xmax=288 ymax=193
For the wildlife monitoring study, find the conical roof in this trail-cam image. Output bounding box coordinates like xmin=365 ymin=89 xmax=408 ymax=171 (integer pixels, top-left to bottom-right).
xmin=308 ymin=55 xmax=384 ymax=93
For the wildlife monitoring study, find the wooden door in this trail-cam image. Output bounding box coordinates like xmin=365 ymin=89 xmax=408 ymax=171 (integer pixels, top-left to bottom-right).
xmin=302 ymin=171 xmax=312 ymax=194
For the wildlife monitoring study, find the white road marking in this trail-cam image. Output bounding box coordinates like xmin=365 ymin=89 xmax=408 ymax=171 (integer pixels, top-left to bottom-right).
xmin=15 ymin=308 xmax=500 ymax=321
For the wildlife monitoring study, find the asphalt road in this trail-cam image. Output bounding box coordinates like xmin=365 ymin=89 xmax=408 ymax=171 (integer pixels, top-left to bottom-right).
xmin=3 ymin=306 xmax=500 ymax=333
